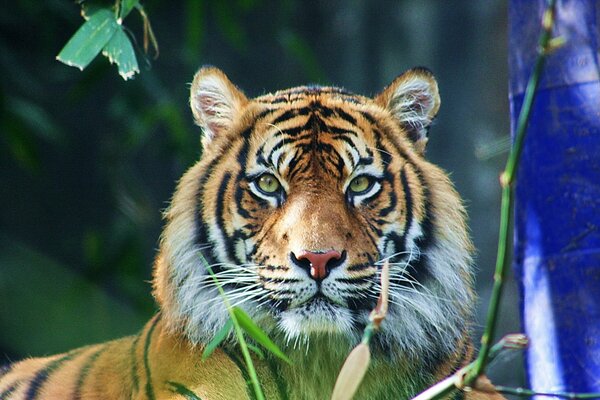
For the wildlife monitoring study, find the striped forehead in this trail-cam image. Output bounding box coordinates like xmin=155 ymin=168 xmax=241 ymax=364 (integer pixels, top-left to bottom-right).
xmin=250 ymin=96 xmax=379 ymax=178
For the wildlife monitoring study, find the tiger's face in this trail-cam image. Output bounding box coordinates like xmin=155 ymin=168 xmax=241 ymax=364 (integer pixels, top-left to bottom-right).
xmin=155 ymin=67 xmax=474 ymax=361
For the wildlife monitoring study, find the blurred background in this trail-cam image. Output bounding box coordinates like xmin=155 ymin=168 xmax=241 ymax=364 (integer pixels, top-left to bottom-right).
xmin=0 ymin=0 xmax=522 ymax=390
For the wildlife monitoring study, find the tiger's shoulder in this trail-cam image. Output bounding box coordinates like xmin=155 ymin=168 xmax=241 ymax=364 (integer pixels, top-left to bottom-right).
xmin=0 ymin=315 xmax=277 ymax=400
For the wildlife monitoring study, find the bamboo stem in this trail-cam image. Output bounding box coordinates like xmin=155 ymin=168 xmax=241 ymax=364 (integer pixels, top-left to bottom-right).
xmin=412 ymin=1 xmax=559 ymax=398
xmin=466 ymin=0 xmax=558 ymax=384
xmin=203 ymin=259 xmax=266 ymax=400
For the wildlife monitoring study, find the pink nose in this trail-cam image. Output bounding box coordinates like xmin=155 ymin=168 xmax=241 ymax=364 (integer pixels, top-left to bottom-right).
xmin=295 ymin=250 xmax=342 ymax=280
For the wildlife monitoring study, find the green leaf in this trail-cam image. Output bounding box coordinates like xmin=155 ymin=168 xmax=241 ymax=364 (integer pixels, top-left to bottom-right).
xmin=102 ymin=27 xmax=140 ymax=80
xmin=232 ymin=307 xmax=291 ymax=364
xmin=201 ymin=319 xmax=233 ymax=360
xmin=56 ymin=8 xmax=119 ymax=71
xmin=246 ymin=343 xmax=265 ymax=360
xmin=119 ymin=0 xmax=140 ymax=21
xmin=166 ymin=381 xmax=203 ymax=400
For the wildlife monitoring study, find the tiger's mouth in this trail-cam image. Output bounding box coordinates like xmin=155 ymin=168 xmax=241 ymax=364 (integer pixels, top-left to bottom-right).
xmin=276 ymin=292 xmax=358 ymax=338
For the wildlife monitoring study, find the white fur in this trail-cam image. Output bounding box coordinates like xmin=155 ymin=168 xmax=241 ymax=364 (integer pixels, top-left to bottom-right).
xmin=191 ymin=75 xmax=241 ymax=143
xmin=388 ymin=77 xmax=438 ymax=141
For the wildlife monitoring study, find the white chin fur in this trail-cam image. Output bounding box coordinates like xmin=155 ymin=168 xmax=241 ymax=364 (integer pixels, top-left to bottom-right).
xmin=277 ymin=299 xmax=357 ymax=342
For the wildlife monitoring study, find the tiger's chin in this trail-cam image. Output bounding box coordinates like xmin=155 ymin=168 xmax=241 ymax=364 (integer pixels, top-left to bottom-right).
xmin=276 ymin=296 xmax=359 ymax=342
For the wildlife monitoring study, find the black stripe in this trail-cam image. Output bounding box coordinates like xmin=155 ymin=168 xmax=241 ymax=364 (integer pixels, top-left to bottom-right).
xmin=378 ymin=171 xmax=398 ymax=218
xmin=195 ymin=118 xmax=260 ymax=265
xmin=254 ymin=108 xmax=276 ymax=122
xmin=286 ymin=151 xmax=309 ymax=181
xmin=356 ymin=219 xmax=380 ymax=251
xmin=130 ymin=334 xmax=141 ymax=396
xmin=403 ymin=170 xmax=434 ymax=285
xmin=359 ymin=110 xmax=377 ymax=124
xmin=26 ymin=350 xmax=81 ymax=400
xmin=258 ymin=276 xmax=300 ymax=284
xmin=259 ymin=96 xmax=288 ymax=104
xmin=258 ymin=264 xmax=289 ymax=272
xmin=215 ymin=172 xmax=235 ymax=262
xmin=143 ymin=314 xmax=161 ymax=400
xmin=346 ymin=263 xmax=372 ymax=272
xmin=308 ymin=112 xmax=328 ymax=135
xmin=265 ymin=135 xmax=309 ymax=166
xmin=336 ymin=277 xmax=370 ymax=284
xmin=271 ymin=107 xmax=311 ymax=125
xmin=399 ymin=167 xmax=413 ymax=249
xmin=73 ymin=346 xmax=106 ymax=400
xmin=0 ymin=381 xmax=19 ymax=400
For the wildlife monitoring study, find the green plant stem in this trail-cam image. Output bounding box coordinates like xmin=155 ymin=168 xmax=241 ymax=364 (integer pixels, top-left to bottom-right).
xmin=495 ymin=386 xmax=600 ymax=399
xmin=361 ymin=322 xmax=376 ymax=345
xmin=203 ymin=259 xmax=265 ymax=400
xmin=413 ymin=2 xmax=559 ymax=399
xmin=466 ymin=0 xmax=558 ymax=385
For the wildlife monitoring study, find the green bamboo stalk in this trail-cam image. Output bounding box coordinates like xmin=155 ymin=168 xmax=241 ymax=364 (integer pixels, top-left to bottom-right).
xmin=412 ymin=1 xmax=560 ymax=399
xmin=466 ymin=0 xmax=559 ymax=383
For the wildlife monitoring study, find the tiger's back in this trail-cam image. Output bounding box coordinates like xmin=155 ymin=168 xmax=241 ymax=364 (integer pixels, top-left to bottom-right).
xmin=1 ymin=66 xmax=503 ymax=399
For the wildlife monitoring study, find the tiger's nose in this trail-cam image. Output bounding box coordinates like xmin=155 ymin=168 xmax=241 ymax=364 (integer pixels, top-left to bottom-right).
xmin=291 ymin=250 xmax=345 ymax=280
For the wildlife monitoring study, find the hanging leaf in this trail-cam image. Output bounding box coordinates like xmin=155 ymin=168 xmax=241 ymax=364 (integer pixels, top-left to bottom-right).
xmin=56 ymin=8 xmax=118 ymax=70
xmin=201 ymin=319 xmax=233 ymax=360
xmin=102 ymin=27 xmax=140 ymax=80
xmin=232 ymin=307 xmax=291 ymax=364
xmin=118 ymin=0 xmax=140 ymax=21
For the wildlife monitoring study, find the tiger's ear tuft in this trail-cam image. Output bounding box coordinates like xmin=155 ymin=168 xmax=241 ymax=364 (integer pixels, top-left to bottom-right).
xmin=375 ymin=68 xmax=440 ymax=152
xmin=190 ymin=67 xmax=248 ymax=146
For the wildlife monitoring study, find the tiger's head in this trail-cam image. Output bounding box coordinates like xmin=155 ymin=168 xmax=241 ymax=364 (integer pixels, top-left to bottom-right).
xmin=154 ymin=67 xmax=474 ymax=363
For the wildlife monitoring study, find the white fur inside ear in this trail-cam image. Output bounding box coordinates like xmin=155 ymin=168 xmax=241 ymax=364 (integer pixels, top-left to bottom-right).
xmin=387 ymin=76 xmax=439 ymax=143
xmin=190 ymin=71 xmax=244 ymax=143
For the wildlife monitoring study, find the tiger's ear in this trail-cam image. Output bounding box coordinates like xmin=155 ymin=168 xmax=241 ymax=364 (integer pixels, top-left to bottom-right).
xmin=190 ymin=67 xmax=248 ymax=146
xmin=375 ymin=68 xmax=440 ymax=153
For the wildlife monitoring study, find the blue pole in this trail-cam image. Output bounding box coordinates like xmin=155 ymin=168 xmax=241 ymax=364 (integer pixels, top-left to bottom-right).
xmin=510 ymin=0 xmax=600 ymax=397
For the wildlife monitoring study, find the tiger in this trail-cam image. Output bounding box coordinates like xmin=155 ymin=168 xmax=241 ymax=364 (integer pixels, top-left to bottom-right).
xmin=0 ymin=66 xmax=503 ymax=400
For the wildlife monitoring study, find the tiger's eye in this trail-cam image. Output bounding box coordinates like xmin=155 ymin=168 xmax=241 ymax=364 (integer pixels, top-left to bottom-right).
xmin=349 ymin=176 xmax=371 ymax=194
xmin=257 ymin=174 xmax=281 ymax=193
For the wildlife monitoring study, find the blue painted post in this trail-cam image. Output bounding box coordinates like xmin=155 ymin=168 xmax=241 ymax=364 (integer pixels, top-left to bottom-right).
xmin=510 ymin=0 xmax=600 ymax=397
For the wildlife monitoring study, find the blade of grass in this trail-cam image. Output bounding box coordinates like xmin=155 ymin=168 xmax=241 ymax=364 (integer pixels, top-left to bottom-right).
xmin=201 ymin=318 xmax=233 ymax=361
xmin=232 ymin=307 xmax=291 ymax=364
xmin=246 ymin=343 xmax=265 ymax=360
xmin=201 ymin=255 xmax=265 ymax=400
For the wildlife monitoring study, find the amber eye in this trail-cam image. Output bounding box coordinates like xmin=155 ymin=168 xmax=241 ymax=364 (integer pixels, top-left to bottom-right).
xmin=257 ymin=173 xmax=281 ymax=194
xmin=348 ymin=176 xmax=372 ymax=194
